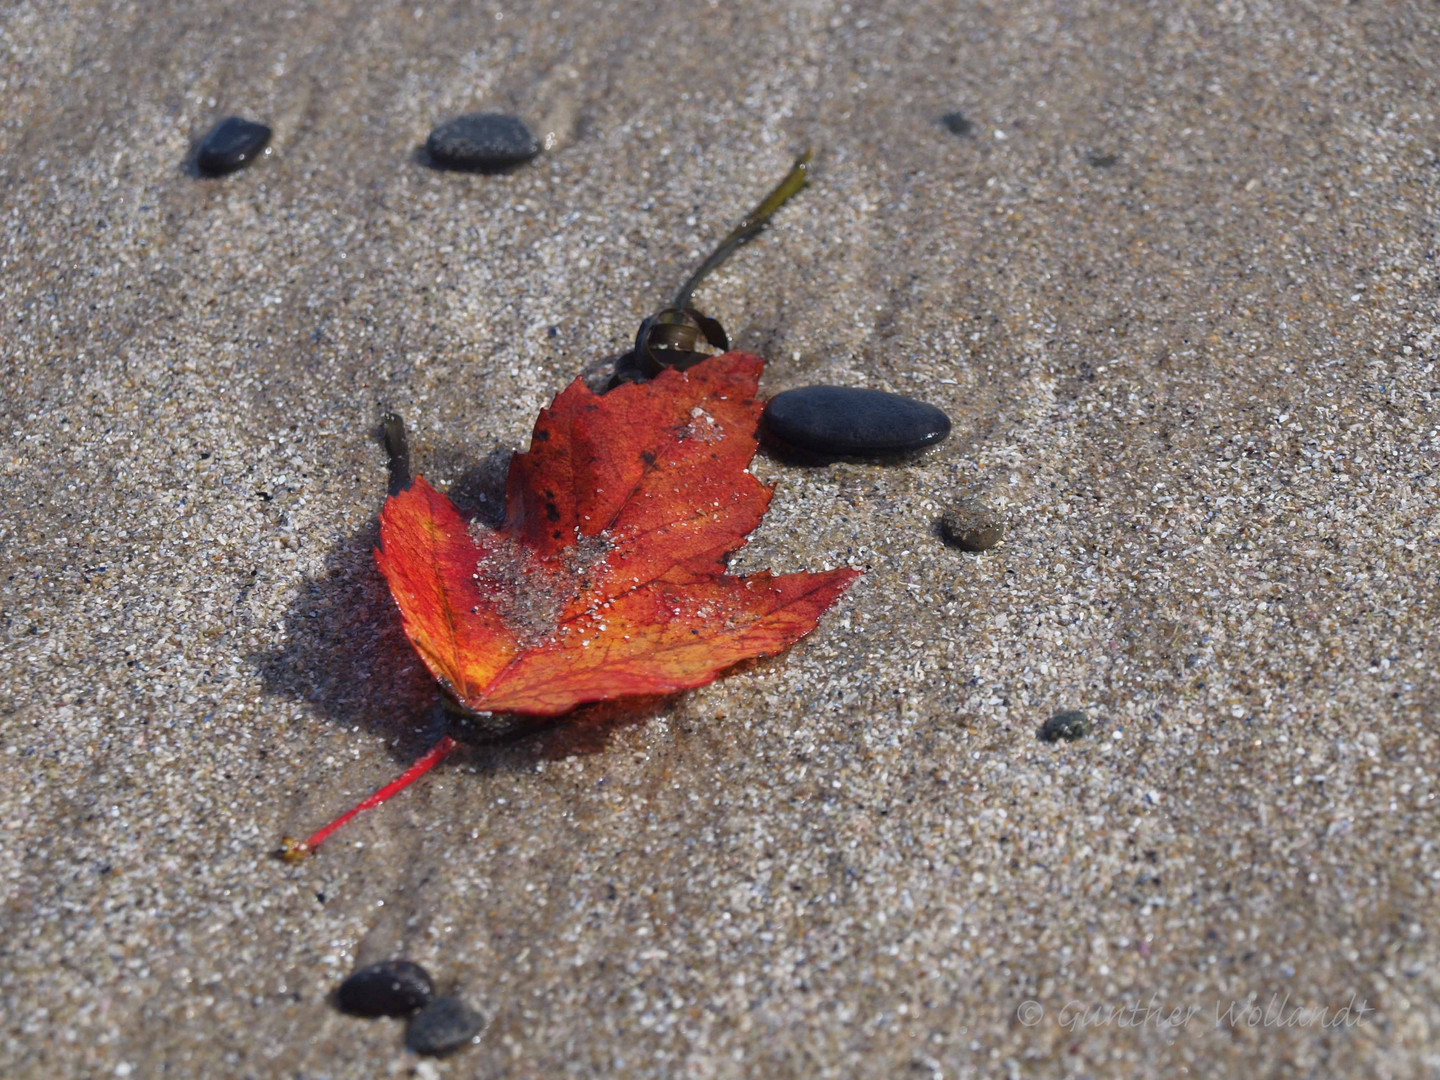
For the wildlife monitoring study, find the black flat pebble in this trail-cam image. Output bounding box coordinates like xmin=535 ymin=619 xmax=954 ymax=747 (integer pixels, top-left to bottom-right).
xmin=196 ymin=116 xmax=271 ymax=177
xmin=762 ymin=386 xmax=951 ymax=456
xmin=337 ymin=960 xmax=434 ymax=1017
xmin=406 ymin=996 xmax=485 ymax=1056
xmin=425 ymin=113 xmax=541 ymax=172
xmin=1040 ymin=710 xmax=1092 ymax=742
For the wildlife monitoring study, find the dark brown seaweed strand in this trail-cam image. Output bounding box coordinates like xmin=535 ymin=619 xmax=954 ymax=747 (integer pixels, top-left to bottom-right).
xmin=671 ymin=148 xmax=812 ymax=311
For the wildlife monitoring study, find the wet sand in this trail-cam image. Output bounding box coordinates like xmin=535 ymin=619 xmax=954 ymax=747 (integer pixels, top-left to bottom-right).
xmin=2 ymin=0 xmax=1438 ymax=1076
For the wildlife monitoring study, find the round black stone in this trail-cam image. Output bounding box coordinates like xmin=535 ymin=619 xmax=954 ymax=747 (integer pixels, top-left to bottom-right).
xmin=196 ymin=116 xmax=271 ymax=177
xmin=1040 ymin=710 xmax=1092 ymax=743
xmin=406 ymin=996 xmax=485 ymax=1056
xmin=336 ymin=960 xmax=435 ymax=1017
xmin=762 ymin=386 xmax=952 ymax=456
xmin=425 ymin=113 xmax=542 ymax=172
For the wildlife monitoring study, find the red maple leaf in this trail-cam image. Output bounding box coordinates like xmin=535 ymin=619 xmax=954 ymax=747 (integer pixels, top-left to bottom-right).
xmin=281 ymin=353 xmax=857 ymax=859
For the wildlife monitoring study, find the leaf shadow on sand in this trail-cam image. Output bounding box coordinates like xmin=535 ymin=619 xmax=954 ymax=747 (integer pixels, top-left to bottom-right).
xmin=254 ymin=432 xmax=666 ymax=772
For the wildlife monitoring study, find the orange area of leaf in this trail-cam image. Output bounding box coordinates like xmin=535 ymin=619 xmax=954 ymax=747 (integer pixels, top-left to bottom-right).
xmin=374 ymin=353 xmax=859 ymax=717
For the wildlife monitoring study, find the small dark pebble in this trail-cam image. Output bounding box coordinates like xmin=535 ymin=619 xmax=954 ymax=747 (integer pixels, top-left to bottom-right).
xmin=1040 ymin=710 xmax=1092 ymax=743
xmin=762 ymin=385 xmax=951 ymax=456
xmin=406 ymin=996 xmax=485 ymax=1056
xmin=940 ymin=111 xmax=974 ymax=137
xmin=196 ymin=116 xmax=271 ymax=177
xmin=425 ymin=113 xmax=542 ymax=172
xmin=337 ymin=960 xmax=435 ymax=1018
xmin=1087 ymin=152 xmax=1119 ymax=168
xmin=939 ymin=499 xmax=1005 ymax=552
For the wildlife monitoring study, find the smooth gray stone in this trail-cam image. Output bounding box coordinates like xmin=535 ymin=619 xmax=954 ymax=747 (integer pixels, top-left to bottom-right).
xmin=406 ymin=996 xmax=485 ymax=1056
xmin=425 ymin=113 xmax=541 ymax=172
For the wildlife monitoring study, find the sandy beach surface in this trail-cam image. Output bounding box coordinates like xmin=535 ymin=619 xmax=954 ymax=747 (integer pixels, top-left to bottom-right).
xmin=3 ymin=0 xmax=1438 ymax=1076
